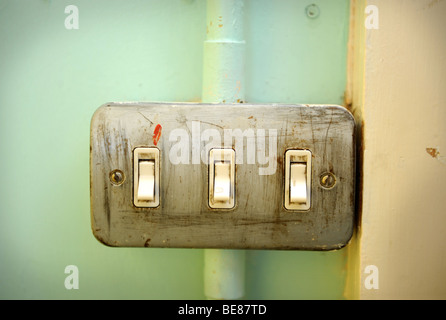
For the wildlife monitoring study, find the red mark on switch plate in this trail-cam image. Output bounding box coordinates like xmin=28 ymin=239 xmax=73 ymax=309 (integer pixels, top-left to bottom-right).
xmin=153 ymin=124 xmax=162 ymax=146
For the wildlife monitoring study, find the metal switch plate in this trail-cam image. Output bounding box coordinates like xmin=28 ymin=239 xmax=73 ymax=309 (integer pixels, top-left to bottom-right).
xmin=90 ymin=102 xmax=355 ymax=250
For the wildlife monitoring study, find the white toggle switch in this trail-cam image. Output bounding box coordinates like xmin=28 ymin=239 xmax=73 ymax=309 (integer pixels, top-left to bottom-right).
xmin=134 ymin=147 xmax=160 ymax=208
xmin=290 ymin=163 xmax=307 ymax=204
xmin=285 ymin=150 xmax=311 ymax=210
xmin=213 ymin=162 xmax=231 ymax=202
xmin=209 ymin=149 xmax=235 ymax=209
xmin=137 ymin=161 xmax=155 ymax=201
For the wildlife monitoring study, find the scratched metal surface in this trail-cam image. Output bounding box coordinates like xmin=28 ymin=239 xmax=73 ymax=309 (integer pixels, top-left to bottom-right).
xmin=90 ymin=102 xmax=355 ymax=250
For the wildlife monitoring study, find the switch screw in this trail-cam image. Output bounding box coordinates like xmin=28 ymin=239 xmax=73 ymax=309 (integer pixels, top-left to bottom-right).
xmin=110 ymin=169 xmax=125 ymax=186
xmin=320 ymin=172 xmax=336 ymax=189
xmin=305 ymin=4 xmax=320 ymax=19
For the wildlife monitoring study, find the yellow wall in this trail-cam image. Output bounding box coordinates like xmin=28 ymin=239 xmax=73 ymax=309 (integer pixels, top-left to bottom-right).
xmin=352 ymin=0 xmax=446 ymax=299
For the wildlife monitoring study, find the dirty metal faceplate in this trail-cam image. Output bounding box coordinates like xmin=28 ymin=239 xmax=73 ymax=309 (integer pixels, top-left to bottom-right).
xmin=90 ymin=102 xmax=355 ymax=250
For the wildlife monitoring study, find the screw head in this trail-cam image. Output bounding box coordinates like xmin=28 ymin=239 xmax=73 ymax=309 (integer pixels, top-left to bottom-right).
xmin=305 ymin=4 xmax=320 ymax=19
xmin=320 ymin=172 xmax=336 ymax=189
xmin=109 ymin=169 xmax=125 ymax=186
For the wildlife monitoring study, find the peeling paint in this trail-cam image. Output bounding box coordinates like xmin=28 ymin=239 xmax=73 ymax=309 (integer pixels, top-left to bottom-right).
xmin=426 ymin=147 xmax=439 ymax=158
xmin=426 ymin=147 xmax=446 ymax=164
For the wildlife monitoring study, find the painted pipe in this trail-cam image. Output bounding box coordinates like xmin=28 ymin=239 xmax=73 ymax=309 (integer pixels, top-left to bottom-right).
xmin=204 ymin=249 xmax=245 ymax=300
xmin=202 ymin=0 xmax=245 ymax=104
xmin=202 ymin=0 xmax=246 ymax=300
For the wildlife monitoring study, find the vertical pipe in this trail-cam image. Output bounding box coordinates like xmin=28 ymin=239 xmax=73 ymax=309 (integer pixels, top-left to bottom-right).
xmin=202 ymin=0 xmax=245 ymax=104
xmin=202 ymin=0 xmax=246 ymax=300
xmin=204 ymin=249 xmax=245 ymax=300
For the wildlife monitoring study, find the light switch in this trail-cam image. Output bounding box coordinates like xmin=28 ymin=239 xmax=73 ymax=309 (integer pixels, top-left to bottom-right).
xmin=285 ymin=150 xmax=312 ymax=210
xmin=209 ymin=149 xmax=235 ymax=209
xmin=213 ymin=162 xmax=231 ymax=202
xmin=137 ymin=161 xmax=155 ymax=201
xmin=290 ymin=163 xmax=307 ymax=204
xmin=134 ymin=147 xmax=159 ymax=208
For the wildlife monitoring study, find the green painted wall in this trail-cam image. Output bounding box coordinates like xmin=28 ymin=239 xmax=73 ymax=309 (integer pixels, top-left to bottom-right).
xmin=0 ymin=0 xmax=350 ymax=299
